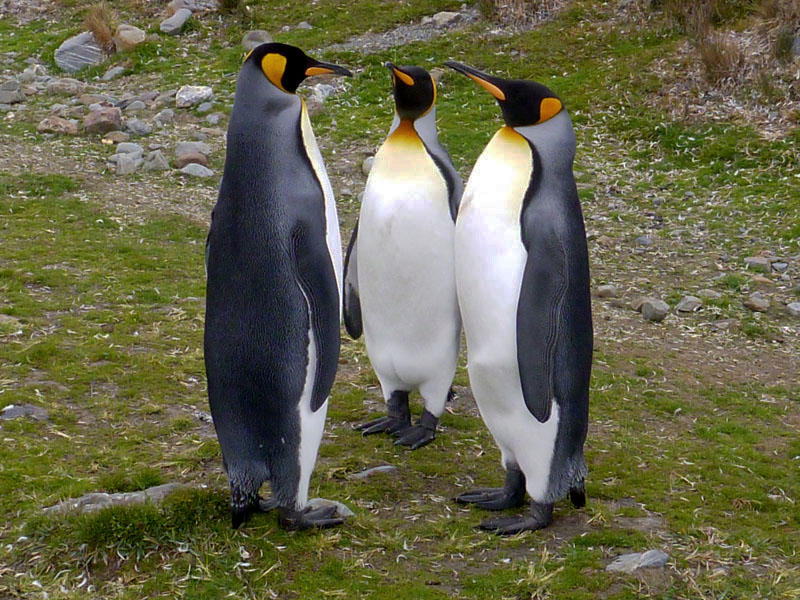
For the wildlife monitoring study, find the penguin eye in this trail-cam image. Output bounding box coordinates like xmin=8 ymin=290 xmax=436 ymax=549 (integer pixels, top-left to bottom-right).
xmin=261 ymin=53 xmax=289 ymax=92
xmin=537 ymin=97 xmax=562 ymax=124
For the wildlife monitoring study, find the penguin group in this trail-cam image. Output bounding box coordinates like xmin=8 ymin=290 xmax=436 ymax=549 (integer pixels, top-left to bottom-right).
xmin=204 ymin=43 xmax=593 ymax=534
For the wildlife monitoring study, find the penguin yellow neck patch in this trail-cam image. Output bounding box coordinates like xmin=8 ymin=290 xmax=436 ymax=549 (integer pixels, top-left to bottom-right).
xmin=262 ymin=53 xmax=289 ymax=93
xmin=538 ymin=97 xmax=562 ymax=123
xmin=386 ymin=119 xmax=424 ymax=148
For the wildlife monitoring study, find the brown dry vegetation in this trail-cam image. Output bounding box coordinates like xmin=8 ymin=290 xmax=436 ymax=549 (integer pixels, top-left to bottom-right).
xmin=82 ymin=1 xmax=116 ymax=53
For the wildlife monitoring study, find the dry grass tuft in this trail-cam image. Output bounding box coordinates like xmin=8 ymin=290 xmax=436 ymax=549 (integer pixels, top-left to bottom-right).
xmin=698 ymin=30 xmax=745 ymax=85
xmin=83 ymin=1 xmax=117 ymax=54
xmin=479 ymin=0 xmax=564 ymax=25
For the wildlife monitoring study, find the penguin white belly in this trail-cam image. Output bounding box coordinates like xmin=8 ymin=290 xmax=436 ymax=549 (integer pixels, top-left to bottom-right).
xmin=358 ymin=127 xmax=459 ymax=396
xmin=455 ymin=127 xmax=559 ymax=501
xmin=301 ymin=101 xmax=343 ymax=304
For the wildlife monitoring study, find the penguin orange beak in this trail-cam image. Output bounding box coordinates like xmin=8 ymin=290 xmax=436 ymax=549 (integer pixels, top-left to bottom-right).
xmin=385 ymin=62 xmax=415 ymax=86
xmin=444 ymin=60 xmax=506 ymax=101
xmin=305 ymin=59 xmax=353 ymax=78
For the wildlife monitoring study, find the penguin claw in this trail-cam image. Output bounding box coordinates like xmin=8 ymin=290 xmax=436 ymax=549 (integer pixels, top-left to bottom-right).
xmin=455 ymin=487 xmax=526 ymax=510
xmin=478 ymin=502 xmax=553 ymax=535
xmin=392 ymin=425 xmax=436 ymax=450
xmin=278 ymin=505 xmax=346 ymax=531
xmin=355 ymin=415 xmax=411 ymax=436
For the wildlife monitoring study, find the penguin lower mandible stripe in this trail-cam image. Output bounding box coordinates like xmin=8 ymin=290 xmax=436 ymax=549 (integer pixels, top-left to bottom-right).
xmin=204 ymin=43 xmax=351 ymax=530
xmin=343 ymin=63 xmax=463 ymax=450
xmin=446 ymin=60 xmax=593 ymax=534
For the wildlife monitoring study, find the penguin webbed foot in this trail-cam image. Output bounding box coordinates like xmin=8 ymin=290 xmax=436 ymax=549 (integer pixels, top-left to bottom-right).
xmin=355 ymin=415 xmax=411 ymax=435
xmin=569 ymin=480 xmax=586 ymax=508
xmin=278 ymin=504 xmax=345 ymax=531
xmin=454 ymin=465 xmax=526 ymax=510
xmin=478 ymin=502 xmax=554 ymax=535
xmin=258 ymin=496 xmax=279 ymax=512
xmin=392 ymin=410 xmax=438 ymax=450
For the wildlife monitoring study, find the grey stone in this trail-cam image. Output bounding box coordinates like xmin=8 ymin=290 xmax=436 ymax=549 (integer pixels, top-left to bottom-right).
xmin=154 ymin=89 xmax=177 ymax=107
xmin=348 ymin=465 xmax=398 ymax=480
xmin=743 ymin=292 xmax=769 ymax=312
xmin=114 ymin=24 xmax=146 ymax=52
xmin=180 ymin=163 xmax=214 ymax=177
xmin=432 ymin=11 xmax=461 ymax=26
xmin=596 ymin=284 xmax=620 ymax=298
xmin=125 ymin=118 xmax=152 ymax=136
xmin=1 ymin=404 xmax=49 ymax=421
xmin=154 ymin=108 xmax=175 ymax=124
xmin=175 ymin=85 xmax=213 ymax=108
xmin=0 ymin=79 xmax=26 ymax=104
xmin=142 ymin=150 xmax=171 ymax=171
xmin=792 ymin=36 xmax=800 ymax=58
xmin=311 ymin=83 xmax=335 ymax=101
xmin=242 ymin=30 xmax=273 ymax=51
xmin=307 ymin=497 xmax=354 ymax=518
xmin=296 ymin=21 xmax=313 ymax=30
xmin=642 ymin=299 xmax=669 ymax=322
xmin=19 ymin=64 xmax=47 ymax=83
xmin=362 ymin=156 xmax=375 ymax=176
xmin=606 ymin=549 xmax=669 ymax=573
xmin=787 ymin=302 xmax=800 ymax=318
xmin=54 ymin=32 xmax=104 ymax=73
xmin=634 ymin=235 xmax=653 ymax=247
xmin=697 ymin=288 xmax=722 ymax=300
xmin=205 ymin=112 xmax=222 ymax=125
xmin=43 ymin=483 xmax=189 ymax=514
xmin=174 ymin=152 xmax=209 ymax=168
xmin=712 ymin=318 xmax=739 ymax=332
xmin=772 ymin=262 xmax=788 ymax=272
xmin=116 ymin=142 xmax=143 ymax=156
xmin=46 ymin=77 xmax=86 ymax=96
xmin=102 ymin=131 xmax=129 ymax=143
xmin=140 ymin=90 xmax=159 ymax=103
xmin=744 ymin=256 xmax=771 ymax=273
xmin=675 ymin=295 xmax=702 ymax=313
xmin=176 ymin=140 xmax=211 ymax=157
xmin=116 ymin=154 xmax=140 ymax=175
xmin=196 ymin=101 xmax=213 ymax=113
xmin=125 ymin=100 xmax=146 ymax=112
xmin=160 ymin=8 xmax=193 ymax=36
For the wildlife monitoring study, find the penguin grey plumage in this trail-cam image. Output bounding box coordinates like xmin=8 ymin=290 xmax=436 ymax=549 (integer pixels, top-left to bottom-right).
xmin=445 ymin=61 xmax=593 ymax=534
xmin=343 ymin=64 xmax=462 ymax=450
xmin=204 ymin=43 xmax=351 ymax=530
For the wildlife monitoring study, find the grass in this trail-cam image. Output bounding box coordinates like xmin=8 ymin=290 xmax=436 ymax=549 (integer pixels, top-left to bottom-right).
xmin=1 ymin=0 xmax=799 ymax=598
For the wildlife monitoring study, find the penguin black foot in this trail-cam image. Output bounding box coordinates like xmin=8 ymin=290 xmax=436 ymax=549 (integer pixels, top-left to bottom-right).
xmin=478 ymin=502 xmax=554 ymax=536
xmin=355 ymin=390 xmax=410 ymax=435
xmin=258 ymin=497 xmax=279 ymax=512
xmin=454 ymin=466 xmax=526 ymax=510
xmin=569 ymin=481 xmax=586 ymax=508
xmin=278 ymin=504 xmax=346 ymax=531
xmin=393 ymin=410 xmax=438 ymax=450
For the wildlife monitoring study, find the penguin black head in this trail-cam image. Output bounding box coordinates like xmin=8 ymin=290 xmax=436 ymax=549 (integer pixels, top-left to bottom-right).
xmin=386 ymin=63 xmax=436 ymax=121
xmin=243 ymin=43 xmax=352 ymax=93
xmin=444 ymin=61 xmax=563 ymax=128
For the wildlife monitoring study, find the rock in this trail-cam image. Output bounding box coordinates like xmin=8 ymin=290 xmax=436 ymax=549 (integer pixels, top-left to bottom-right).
xmin=125 ymin=100 xmax=146 ymax=112
xmin=744 ymin=256 xmax=771 ymax=273
xmin=79 ymin=93 xmax=110 ymax=105
xmin=140 ymin=91 xmax=159 ymax=104
xmin=712 ymin=318 xmax=739 ymax=332
xmin=46 ymin=77 xmax=86 ymax=96
xmin=786 ymin=302 xmax=800 ymax=318
xmin=596 ymin=284 xmax=620 ymax=298
xmin=362 ymin=156 xmax=375 ymax=176
xmin=697 ymin=288 xmax=722 ymax=300
xmin=348 ymin=465 xmax=398 ymax=480
xmin=630 ymin=297 xmax=649 ymax=312
xmin=743 ymin=292 xmax=769 ymax=312
xmin=125 ymin=118 xmax=152 ymax=136
xmin=307 ymin=497 xmax=354 ymax=518
xmin=142 ymin=150 xmax=171 ymax=171
xmin=772 ymin=262 xmax=788 ymax=272
xmin=160 ymin=8 xmax=193 ymax=35
xmin=37 ymin=116 xmax=78 ymax=135
xmin=102 ymin=65 xmax=126 ymax=81
xmin=196 ymin=101 xmax=213 ymax=113
xmin=242 ymin=30 xmax=273 ymax=51
xmin=793 ymin=35 xmax=800 ymax=58
xmin=179 ymin=163 xmax=214 ymax=177
xmin=175 ymin=85 xmax=213 ymax=108
xmin=205 ymin=112 xmax=223 ymax=125
xmin=1 ymin=404 xmax=49 ymax=421
xmin=675 ymin=295 xmax=702 ymax=313
xmin=102 ymin=130 xmax=129 ymax=143
xmin=19 ymin=64 xmax=47 ymax=83
xmin=116 ymin=154 xmax=141 ymax=175
xmin=43 ymin=483 xmax=189 ymax=514
xmin=296 ymin=21 xmax=313 ymax=30
xmin=84 ymin=107 xmax=122 ymax=134
xmin=641 ymin=299 xmax=669 ymax=322
xmin=634 ymin=235 xmax=653 ymax=247
xmin=114 ymin=24 xmax=146 ymax=52
xmin=154 ymin=89 xmax=177 ymax=107
xmin=169 ymin=0 xmax=218 ymax=10
xmin=0 ymin=79 xmax=26 ymax=104
xmin=174 ymin=152 xmax=209 ymax=168
xmin=176 ymin=140 xmax=211 ymax=157
xmin=54 ymin=32 xmax=105 ymax=73
xmin=606 ymin=549 xmax=669 ymax=573
xmin=116 ymin=142 xmax=143 ymax=156
xmin=154 ymin=108 xmax=175 ymax=124
xmin=430 ymin=67 xmax=446 ymax=84
xmin=311 ymin=83 xmax=335 ymax=101
xmin=432 ymin=11 xmax=461 ymax=26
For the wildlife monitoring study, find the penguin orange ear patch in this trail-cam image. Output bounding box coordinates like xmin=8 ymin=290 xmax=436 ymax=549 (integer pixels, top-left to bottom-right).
xmin=261 ymin=53 xmax=289 ymax=92
xmin=538 ymin=97 xmax=562 ymax=123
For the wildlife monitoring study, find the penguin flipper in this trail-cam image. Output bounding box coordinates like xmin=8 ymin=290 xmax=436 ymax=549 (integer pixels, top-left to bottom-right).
xmin=516 ymin=214 xmax=569 ymax=424
xmin=292 ymin=224 xmax=341 ymax=412
xmin=342 ymin=218 xmax=363 ymax=339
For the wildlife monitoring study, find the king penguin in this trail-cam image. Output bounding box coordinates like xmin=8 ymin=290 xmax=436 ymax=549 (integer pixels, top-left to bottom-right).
xmin=342 ymin=63 xmax=462 ymax=449
xmin=204 ymin=43 xmax=352 ymax=530
xmin=445 ymin=61 xmax=593 ymax=534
